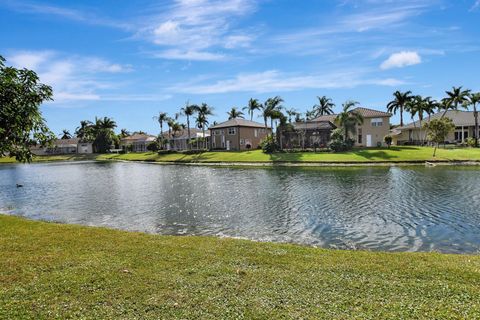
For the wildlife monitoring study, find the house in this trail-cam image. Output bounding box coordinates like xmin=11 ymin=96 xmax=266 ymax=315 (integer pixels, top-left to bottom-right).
xmin=120 ymin=133 xmax=157 ymax=152
xmin=31 ymin=138 xmax=93 ymax=155
xmin=279 ymin=107 xmax=391 ymax=148
xmin=392 ymin=110 xmax=478 ymax=145
xmin=209 ymin=119 xmax=271 ymax=151
xmin=161 ymin=128 xmax=210 ymax=151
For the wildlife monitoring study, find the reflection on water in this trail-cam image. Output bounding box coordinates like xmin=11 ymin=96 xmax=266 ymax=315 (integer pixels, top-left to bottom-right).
xmin=1 ymin=161 xmax=479 ymax=253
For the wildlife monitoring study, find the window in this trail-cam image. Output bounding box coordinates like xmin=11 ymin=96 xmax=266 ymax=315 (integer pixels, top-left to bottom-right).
xmin=228 ymin=127 xmax=236 ymax=135
xmin=358 ymin=128 xmax=362 ymax=144
xmin=371 ymin=118 xmax=383 ymax=127
xmin=240 ymin=139 xmax=245 ymax=145
xmin=254 ymin=129 xmax=258 ymax=137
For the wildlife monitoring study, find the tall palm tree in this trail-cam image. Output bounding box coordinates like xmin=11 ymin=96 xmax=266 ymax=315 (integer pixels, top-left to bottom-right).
xmin=227 ymin=107 xmax=244 ymax=120
xmin=195 ymin=103 xmax=214 ymax=149
xmin=442 ymin=86 xmax=471 ymax=117
xmin=153 ymin=112 xmax=168 ymax=136
xmin=313 ymin=96 xmax=335 ymax=117
xmin=243 ymin=98 xmax=262 ymax=121
xmin=180 ymin=103 xmax=197 ymax=150
xmin=405 ymin=95 xmax=423 ymax=143
xmin=119 ymin=129 xmax=130 ymax=138
xmin=466 ymin=92 xmax=480 ymax=147
xmin=60 ymin=130 xmax=71 ymax=140
xmin=387 ymin=90 xmax=412 ymax=127
xmin=263 ymin=96 xmax=284 ymax=130
xmin=336 ymin=101 xmax=363 ymax=142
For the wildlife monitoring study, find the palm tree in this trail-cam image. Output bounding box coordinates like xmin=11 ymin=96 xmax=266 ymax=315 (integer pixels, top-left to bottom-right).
xmin=442 ymin=86 xmax=471 ymax=117
xmin=263 ymin=96 xmax=284 ymax=130
xmin=466 ymin=92 xmax=480 ymax=147
xmin=153 ymin=112 xmax=168 ymax=136
xmin=60 ymin=130 xmax=71 ymax=140
xmin=335 ymin=101 xmax=363 ymax=142
xmin=285 ymin=108 xmax=299 ymax=123
xmin=181 ymin=103 xmax=197 ymax=150
xmin=92 ymin=117 xmax=117 ymax=153
xmin=387 ymin=90 xmax=412 ymax=127
xmin=227 ymin=107 xmax=244 ymax=120
xmin=119 ymin=129 xmax=130 ymax=138
xmin=313 ymin=96 xmax=335 ymax=117
xmin=195 ymin=103 xmax=214 ymax=149
xmin=405 ymin=95 xmax=424 ymax=143
xmin=75 ymin=120 xmax=93 ymax=142
xmin=243 ymin=98 xmax=262 ymax=121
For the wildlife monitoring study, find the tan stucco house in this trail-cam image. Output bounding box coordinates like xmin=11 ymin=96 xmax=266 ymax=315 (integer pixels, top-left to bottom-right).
xmin=209 ymin=119 xmax=271 ymax=151
xmin=392 ymin=110 xmax=478 ymax=145
xmin=120 ymin=133 xmax=157 ymax=152
xmin=308 ymin=107 xmax=392 ymax=147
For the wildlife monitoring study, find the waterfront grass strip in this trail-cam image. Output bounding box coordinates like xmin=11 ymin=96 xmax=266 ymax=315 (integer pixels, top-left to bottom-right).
xmin=0 ymin=215 xmax=479 ymax=319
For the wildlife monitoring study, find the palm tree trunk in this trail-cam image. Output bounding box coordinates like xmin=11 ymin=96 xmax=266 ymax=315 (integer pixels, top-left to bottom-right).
xmin=250 ymin=111 xmax=253 ymax=121
xmin=400 ymin=105 xmax=404 ymax=127
xmin=202 ymin=126 xmax=206 ymax=150
xmin=187 ymin=116 xmax=191 ymax=150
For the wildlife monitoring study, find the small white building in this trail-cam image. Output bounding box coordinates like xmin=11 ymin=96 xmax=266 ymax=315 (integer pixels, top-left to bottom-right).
xmin=31 ymin=138 xmax=93 ymax=155
xmin=120 ymin=134 xmax=157 ymax=152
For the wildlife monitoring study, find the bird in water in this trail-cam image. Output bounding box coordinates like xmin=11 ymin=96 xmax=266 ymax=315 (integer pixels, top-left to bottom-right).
xmin=16 ymin=184 xmax=23 ymax=188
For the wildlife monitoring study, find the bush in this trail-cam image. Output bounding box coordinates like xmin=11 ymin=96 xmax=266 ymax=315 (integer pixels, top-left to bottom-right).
xmin=147 ymin=141 xmax=159 ymax=152
xmin=329 ymin=129 xmax=354 ymax=152
xmin=466 ymin=137 xmax=476 ymax=147
xmin=260 ymin=135 xmax=280 ymax=153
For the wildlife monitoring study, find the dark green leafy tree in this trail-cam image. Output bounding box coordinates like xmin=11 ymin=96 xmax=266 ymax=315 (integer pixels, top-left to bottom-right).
xmin=0 ymin=55 xmax=55 ymax=162
xmin=243 ymin=98 xmax=262 ymax=121
xmin=335 ymin=101 xmax=363 ymax=142
xmin=262 ymin=96 xmax=283 ymax=130
xmin=441 ymin=86 xmax=470 ymax=117
xmin=194 ymin=103 xmax=213 ymax=149
xmin=227 ymin=107 xmax=244 ymax=120
xmin=93 ymin=117 xmax=117 ymax=153
xmin=75 ymin=120 xmax=94 ymax=142
xmin=424 ymin=118 xmax=455 ymax=157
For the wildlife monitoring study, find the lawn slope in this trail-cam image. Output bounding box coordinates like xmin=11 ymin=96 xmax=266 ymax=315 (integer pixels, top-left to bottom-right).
xmin=1 ymin=215 xmax=479 ymax=319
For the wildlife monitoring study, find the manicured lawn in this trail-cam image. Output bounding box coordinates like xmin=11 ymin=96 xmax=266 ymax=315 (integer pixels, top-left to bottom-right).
xmin=0 ymin=215 xmax=479 ymax=319
xmin=0 ymin=154 xmax=98 ymax=164
xmin=3 ymin=147 xmax=480 ymax=164
xmin=98 ymin=146 xmax=480 ymax=163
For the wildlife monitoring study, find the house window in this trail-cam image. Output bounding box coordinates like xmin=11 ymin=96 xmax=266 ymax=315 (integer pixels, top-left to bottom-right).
xmin=254 ymin=129 xmax=258 ymax=137
xmin=228 ymin=127 xmax=236 ymax=135
xmin=371 ymin=118 xmax=383 ymax=127
xmin=240 ymin=139 xmax=245 ymax=145
xmin=358 ymin=128 xmax=362 ymax=144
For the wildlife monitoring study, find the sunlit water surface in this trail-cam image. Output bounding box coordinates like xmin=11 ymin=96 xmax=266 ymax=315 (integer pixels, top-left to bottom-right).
xmin=1 ymin=161 xmax=479 ymax=253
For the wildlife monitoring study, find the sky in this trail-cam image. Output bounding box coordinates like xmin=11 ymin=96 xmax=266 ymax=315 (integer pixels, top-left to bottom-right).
xmin=1 ymin=0 xmax=479 ymax=135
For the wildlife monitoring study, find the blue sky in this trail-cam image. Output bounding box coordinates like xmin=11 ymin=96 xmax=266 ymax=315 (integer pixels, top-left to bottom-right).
xmin=1 ymin=0 xmax=479 ymax=135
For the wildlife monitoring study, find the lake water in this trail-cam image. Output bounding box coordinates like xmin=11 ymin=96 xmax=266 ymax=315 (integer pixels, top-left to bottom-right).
xmin=1 ymin=161 xmax=479 ymax=253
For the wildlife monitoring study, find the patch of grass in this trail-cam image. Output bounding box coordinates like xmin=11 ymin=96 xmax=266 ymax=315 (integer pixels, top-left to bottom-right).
xmin=0 ymin=215 xmax=479 ymax=319
xmin=0 ymin=154 xmax=98 ymax=164
xmin=98 ymin=147 xmax=480 ymax=163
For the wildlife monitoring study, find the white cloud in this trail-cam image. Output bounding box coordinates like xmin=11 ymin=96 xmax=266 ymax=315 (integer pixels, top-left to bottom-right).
xmin=380 ymin=51 xmax=421 ymax=69
xmin=139 ymin=0 xmax=257 ymax=60
xmin=471 ymin=0 xmax=480 ymax=11
xmin=6 ymin=51 xmax=134 ymax=103
xmin=168 ymin=69 xmax=404 ymax=94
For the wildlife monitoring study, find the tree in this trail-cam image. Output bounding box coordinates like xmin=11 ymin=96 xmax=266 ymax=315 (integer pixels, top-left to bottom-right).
xmin=119 ymin=129 xmax=130 ymax=138
xmin=153 ymin=112 xmax=168 ymax=137
xmin=441 ymin=86 xmax=470 ymax=117
xmin=466 ymin=92 xmax=480 ymax=147
xmin=313 ymin=96 xmax=335 ymax=117
xmin=75 ymin=120 xmax=94 ymax=142
xmin=92 ymin=117 xmax=117 ymax=153
xmin=335 ymin=101 xmax=363 ymax=142
xmin=243 ymin=98 xmax=262 ymax=121
xmin=285 ymin=108 xmax=299 ymax=123
xmin=420 ymin=97 xmax=439 ymax=143
xmin=60 ymin=130 xmax=72 ymax=140
xmin=195 ymin=103 xmax=213 ymax=149
xmin=263 ymin=96 xmax=284 ymax=130
xmin=387 ymin=90 xmax=412 ymax=127
xmin=0 ymin=55 xmax=55 ymax=162
xmin=227 ymin=107 xmax=244 ymax=120
xmin=181 ymin=102 xmax=197 ymax=150
xmin=405 ymin=95 xmax=424 ymax=143
xmin=424 ymin=118 xmax=455 ymax=157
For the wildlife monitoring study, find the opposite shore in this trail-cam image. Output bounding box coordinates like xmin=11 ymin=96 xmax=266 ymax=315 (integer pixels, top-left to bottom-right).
xmin=2 ymin=146 xmax=480 ymax=167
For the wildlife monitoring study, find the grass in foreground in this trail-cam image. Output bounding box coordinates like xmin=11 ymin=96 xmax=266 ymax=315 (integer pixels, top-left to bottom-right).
xmin=98 ymin=146 xmax=480 ymax=163
xmin=1 ymin=215 xmax=479 ymax=319
xmin=0 ymin=154 xmax=98 ymax=164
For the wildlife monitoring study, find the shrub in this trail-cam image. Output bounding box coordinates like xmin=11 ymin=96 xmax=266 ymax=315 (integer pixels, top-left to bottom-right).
xmin=384 ymin=135 xmax=392 ymax=148
xmin=466 ymin=137 xmax=476 ymax=147
xmin=329 ymin=129 xmax=354 ymax=152
xmin=147 ymin=141 xmax=159 ymax=152
xmin=260 ymin=135 xmax=280 ymax=153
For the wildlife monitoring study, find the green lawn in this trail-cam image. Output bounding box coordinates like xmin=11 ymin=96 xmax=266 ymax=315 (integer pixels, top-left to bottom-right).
xmin=0 ymin=215 xmax=479 ymax=319
xmin=98 ymin=146 xmax=480 ymax=163
xmin=2 ymin=147 xmax=480 ymax=165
